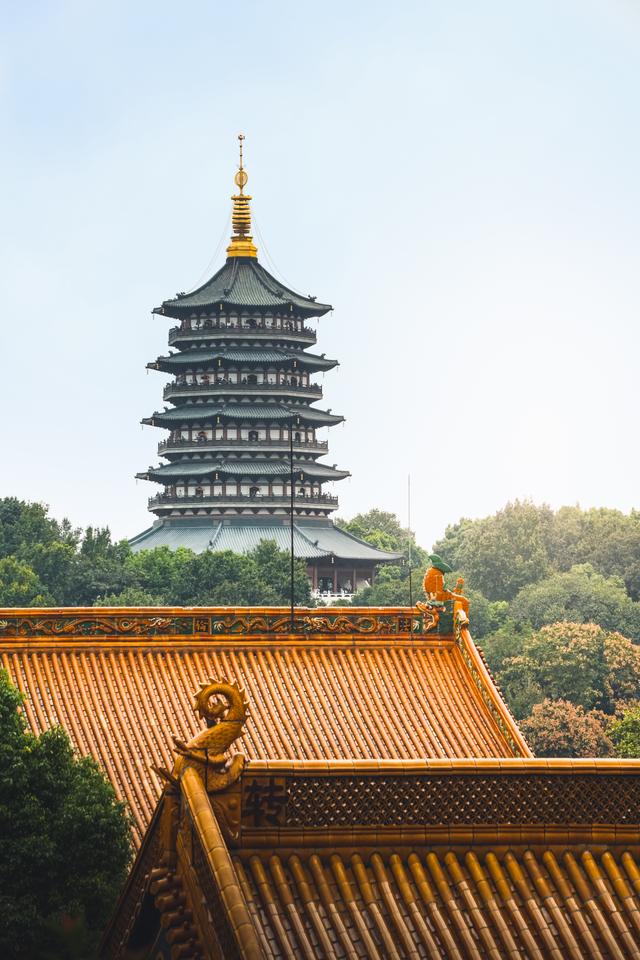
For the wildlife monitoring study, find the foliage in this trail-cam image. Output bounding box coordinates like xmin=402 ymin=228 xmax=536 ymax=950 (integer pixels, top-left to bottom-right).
xmin=433 ymin=500 xmax=640 ymax=602
xmin=610 ymin=706 xmax=640 ymax=758
xmin=497 ymin=622 xmax=640 ymax=718
xmin=432 ymin=501 xmax=556 ymax=601
xmin=477 ymin=619 xmax=533 ymax=673
xmin=519 ymin=699 xmax=614 ymax=758
xmin=0 ymin=556 xmax=53 ymax=606
xmin=0 ymin=497 xmax=77 ymax=559
xmin=0 ymin=670 xmax=132 ymax=959
xmin=338 ymin=509 xmax=432 ymax=609
xmin=509 ymin=564 xmax=640 ymax=641
xmin=337 ymin=509 xmax=428 ymax=567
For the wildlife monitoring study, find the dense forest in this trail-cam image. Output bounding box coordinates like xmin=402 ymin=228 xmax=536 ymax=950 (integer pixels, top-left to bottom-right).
xmin=2 ymin=497 xmax=640 ymax=758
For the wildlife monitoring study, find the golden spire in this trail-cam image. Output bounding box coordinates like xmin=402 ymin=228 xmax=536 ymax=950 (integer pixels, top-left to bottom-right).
xmin=226 ymin=133 xmax=258 ymax=259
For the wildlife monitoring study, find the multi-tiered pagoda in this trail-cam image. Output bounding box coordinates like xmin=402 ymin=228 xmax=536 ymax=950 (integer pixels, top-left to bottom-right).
xmin=131 ymin=137 xmax=398 ymax=596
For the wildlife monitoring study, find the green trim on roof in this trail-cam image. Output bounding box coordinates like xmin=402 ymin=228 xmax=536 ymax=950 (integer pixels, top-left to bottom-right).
xmin=149 ymin=346 xmax=336 ymax=372
xmin=138 ymin=458 xmax=350 ymax=482
xmin=154 ymin=258 xmax=331 ymax=318
xmin=143 ymin=402 xmax=344 ymax=428
xmin=129 ymin=517 xmax=402 ymax=562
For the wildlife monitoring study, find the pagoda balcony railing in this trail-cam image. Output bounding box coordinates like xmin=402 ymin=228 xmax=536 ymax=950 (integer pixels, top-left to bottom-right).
xmin=163 ymin=381 xmax=323 ymax=401
xmin=148 ymin=493 xmax=339 ymax=509
xmin=168 ymin=324 xmax=316 ymax=346
xmin=157 ymin=437 xmax=329 ymax=454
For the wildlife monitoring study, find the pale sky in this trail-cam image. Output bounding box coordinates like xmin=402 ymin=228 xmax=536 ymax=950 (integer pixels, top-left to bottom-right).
xmin=1 ymin=1 xmax=639 ymax=549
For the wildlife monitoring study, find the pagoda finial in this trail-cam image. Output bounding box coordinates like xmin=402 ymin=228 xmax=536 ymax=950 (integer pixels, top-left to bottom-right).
xmin=227 ymin=133 xmax=258 ymax=259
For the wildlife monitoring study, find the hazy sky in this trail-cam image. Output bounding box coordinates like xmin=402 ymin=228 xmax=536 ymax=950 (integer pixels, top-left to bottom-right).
xmin=1 ymin=1 xmax=638 ymax=548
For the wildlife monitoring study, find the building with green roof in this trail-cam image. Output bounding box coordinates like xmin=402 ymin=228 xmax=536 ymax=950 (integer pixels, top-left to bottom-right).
xmin=131 ymin=137 xmax=400 ymax=597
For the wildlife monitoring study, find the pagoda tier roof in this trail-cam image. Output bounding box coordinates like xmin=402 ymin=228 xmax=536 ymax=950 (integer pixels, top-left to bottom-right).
xmin=143 ymin=401 xmax=344 ymax=428
xmin=149 ymin=345 xmax=337 ymax=372
xmin=153 ymin=257 xmax=332 ymax=319
xmin=0 ymin=605 xmax=528 ymax=845
xmin=129 ymin=517 xmax=402 ymax=561
xmin=138 ymin=458 xmax=350 ymax=482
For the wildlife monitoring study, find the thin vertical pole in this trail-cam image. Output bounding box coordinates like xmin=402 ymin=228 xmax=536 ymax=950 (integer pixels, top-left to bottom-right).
xmin=290 ymin=421 xmax=295 ymax=632
xmin=408 ymin=474 xmax=413 ymax=608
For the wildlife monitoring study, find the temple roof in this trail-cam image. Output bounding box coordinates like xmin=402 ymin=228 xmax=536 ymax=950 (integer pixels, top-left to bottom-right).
xmin=129 ymin=517 xmax=401 ymax=560
xmin=0 ymin=605 xmax=528 ymax=845
xmin=149 ymin=346 xmax=337 ymax=372
xmin=139 ymin=458 xmax=350 ymax=482
xmin=143 ymin=401 xmax=344 ymax=427
xmin=129 ymin=517 xmax=403 ymax=560
xmin=154 ymin=257 xmax=332 ymax=319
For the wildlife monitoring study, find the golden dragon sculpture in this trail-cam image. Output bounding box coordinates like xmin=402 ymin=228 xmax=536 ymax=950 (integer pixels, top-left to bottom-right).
xmin=155 ymin=679 xmax=248 ymax=792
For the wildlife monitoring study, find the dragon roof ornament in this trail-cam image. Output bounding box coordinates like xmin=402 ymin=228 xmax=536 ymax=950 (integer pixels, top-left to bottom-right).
xmin=155 ymin=679 xmax=248 ymax=794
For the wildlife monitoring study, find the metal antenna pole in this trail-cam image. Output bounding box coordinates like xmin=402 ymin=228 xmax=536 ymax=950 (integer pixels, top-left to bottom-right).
xmin=290 ymin=421 xmax=295 ymax=632
xmin=408 ymin=474 xmax=414 ymax=609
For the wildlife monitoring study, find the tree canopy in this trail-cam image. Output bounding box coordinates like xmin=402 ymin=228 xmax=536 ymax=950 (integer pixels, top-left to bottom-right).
xmin=0 ymin=670 xmax=132 ymax=959
xmin=433 ymin=500 xmax=640 ymax=601
xmin=518 ymin=699 xmax=613 ymax=758
xmin=0 ymin=499 xmax=311 ymax=608
xmin=495 ymin=622 xmax=640 ymax=719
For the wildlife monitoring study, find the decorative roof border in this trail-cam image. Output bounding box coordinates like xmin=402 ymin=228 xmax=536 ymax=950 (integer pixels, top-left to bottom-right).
xmin=235 ymin=759 xmax=640 ymax=835
xmin=0 ymin=607 xmax=428 ymax=640
xmin=454 ymin=609 xmax=531 ymax=758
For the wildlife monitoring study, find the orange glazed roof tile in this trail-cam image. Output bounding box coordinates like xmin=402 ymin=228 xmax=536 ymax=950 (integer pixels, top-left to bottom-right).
xmin=102 ymin=758 xmax=640 ymax=959
xmin=0 ymin=606 xmax=528 ymax=842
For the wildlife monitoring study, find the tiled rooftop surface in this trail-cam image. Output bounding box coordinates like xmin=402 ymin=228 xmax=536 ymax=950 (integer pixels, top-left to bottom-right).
xmin=234 ymin=846 xmax=640 ymax=959
xmin=0 ymin=607 xmax=526 ymax=843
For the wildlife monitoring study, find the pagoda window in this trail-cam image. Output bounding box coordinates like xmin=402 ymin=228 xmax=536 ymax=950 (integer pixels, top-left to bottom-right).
xmin=294 ymin=432 xmax=301 ymax=443
xmin=246 ymin=374 xmax=257 ymax=385
xmin=227 ymin=427 xmax=238 ymax=439
xmin=249 ymin=486 xmax=259 ymax=499
xmin=272 ymin=484 xmax=283 ymax=496
xmin=248 ymin=430 xmax=259 ymax=442
xmin=195 ymin=486 xmax=204 ymax=498
xmin=197 ymin=431 xmax=207 ymax=443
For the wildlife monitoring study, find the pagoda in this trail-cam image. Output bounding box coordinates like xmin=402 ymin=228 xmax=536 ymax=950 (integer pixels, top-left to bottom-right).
xmin=131 ymin=136 xmax=399 ymax=597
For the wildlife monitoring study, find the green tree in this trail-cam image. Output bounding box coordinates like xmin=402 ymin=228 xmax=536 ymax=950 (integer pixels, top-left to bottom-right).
xmin=610 ymin=706 xmax=640 ymax=758
xmin=123 ymin=545 xmax=194 ymax=601
xmin=497 ymin=622 xmax=640 ymax=718
xmin=66 ymin=528 xmax=133 ymax=605
xmin=98 ymin=586 xmax=166 ymax=606
xmin=169 ymin=543 xmax=312 ymax=606
xmin=475 ymin=618 xmax=532 ymax=672
xmin=519 ymin=699 xmax=614 ymax=758
xmin=0 ymin=671 xmax=132 ymax=959
xmin=510 ymin=564 xmax=640 ymax=641
xmin=432 ymin=500 xmax=556 ymax=601
xmin=0 ymin=557 xmax=52 ymax=606
xmin=337 ymin=509 xmax=428 ymax=567
xmin=0 ymin=497 xmax=77 ymax=560
xmin=550 ymin=506 xmax=640 ymax=599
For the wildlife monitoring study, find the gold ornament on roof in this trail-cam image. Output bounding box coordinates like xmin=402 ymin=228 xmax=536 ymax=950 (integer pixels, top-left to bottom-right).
xmin=227 ymin=133 xmax=258 ymax=259
xmin=155 ymin=679 xmax=248 ymax=792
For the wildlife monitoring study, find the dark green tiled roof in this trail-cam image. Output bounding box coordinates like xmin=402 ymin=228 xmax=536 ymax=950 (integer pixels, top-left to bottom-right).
xmin=154 ymin=258 xmax=331 ymax=319
xmin=138 ymin=459 xmax=349 ymax=482
xmin=150 ymin=346 xmax=336 ymax=372
xmin=143 ymin=402 xmax=344 ymax=428
xmin=129 ymin=517 xmax=402 ymax=562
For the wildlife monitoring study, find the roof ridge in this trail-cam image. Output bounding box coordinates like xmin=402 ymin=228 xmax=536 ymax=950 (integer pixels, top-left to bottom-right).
xmin=206 ymin=520 xmax=223 ymax=550
xmin=294 ymin=522 xmax=333 ymax=554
